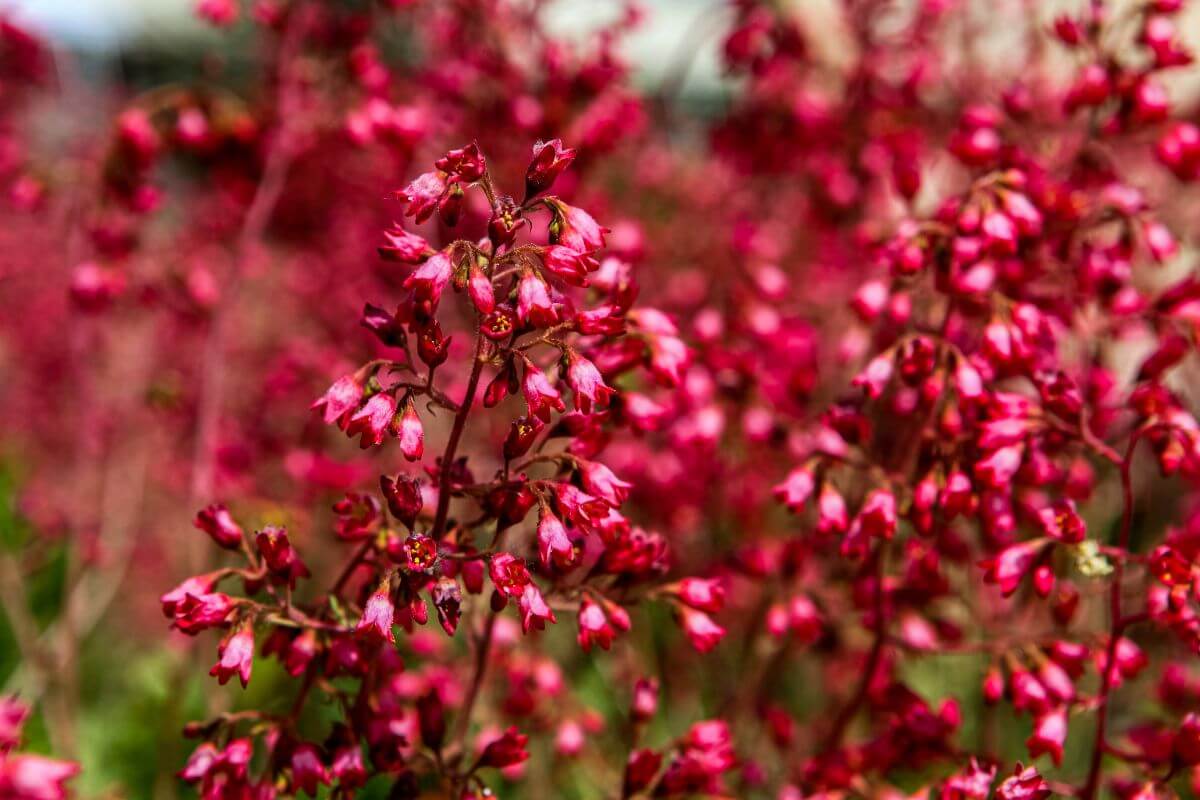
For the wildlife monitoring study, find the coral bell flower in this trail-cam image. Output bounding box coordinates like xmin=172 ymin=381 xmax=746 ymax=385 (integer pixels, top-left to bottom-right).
xmin=399 ymin=171 xmax=446 ymax=224
xmin=431 ymin=577 xmax=462 ymax=635
xmin=566 ymin=352 xmax=615 ymax=414
xmin=631 ymin=679 xmax=659 ymax=722
xmin=434 ymin=142 xmax=486 ymax=182
xmin=577 ymin=596 xmax=616 ymax=652
xmin=330 ymin=743 xmax=366 ymax=789
xmin=1038 ymin=499 xmax=1086 ymax=543
xmin=551 ymin=202 xmax=608 ymax=254
xmin=995 ymin=764 xmax=1051 ymax=800
xmin=537 ymin=507 xmax=575 ymax=570
xmin=517 ymin=584 xmax=556 ymax=633
xmin=256 ymin=526 xmax=310 ymax=587
xmin=380 ymin=473 xmax=422 ymax=529
xmin=1025 ymin=707 xmax=1067 ymax=765
xmin=525 ymin=138 xmax=576 ymax=199
xmin=488 ymin=553 xmax=532 ymax=599
xmin=193 ymin=503 xmax=244 ymax=550
xmin=345 ymin=392 xmax=397 ymax=448
xmin=677 ymin=606 xmax=726 ymax=653
xmin=522 ymin=363 xmax=565 ymax=422
xmin=542 ymin=244 xmax=596 ymax=286
xmin=397 ymin=399 xmax=424 ymax=461
xmin=403 ymin=251 xmax=452 ymax=309
xmin=676 ymin=577 xmax=725 ymax=614
xmin=290 ymin=743 xmax=331 ymax=796
xmin=578 ymin=460 xmax=631 ymax=506
xmin=477 ymin=727 xmax=530 ymax=769
xmin=624 ymin=749 xmax=663 ymax=796
xmin=941 ymin=759 xmax=997 ymax=800
xmin=1174 ymin=713 xmax=1200 ymax=765
xmin=0 ymin=753 xmax=81 ymax=800
xmin=517 ymin=272 xmax=557 ymax=327
xmin=378 ymin=224 xmax=431 ymax=264
xmin=857 ymin=488 xmax=897 ymax=539
xmin=312 ymin=375 xmax=363 ymax=427
xmin=210 ymin=625 xmax=254 ymax=688
xmin=356 ymin=586 xmax=396 ymax=645
xmin=816 ymin=484 xmax=849 ymax=534
xmin=503 ymin=416 xmax=543 ymax=460
xmin=467 ymin=264 xmax=494 ymax=314
xmin=981 ymin=539 xmax=1046 ymax=597
xmin=774 ymin=466 xmax=815 ymax=513
xmin=169 ymin=590 xmax=235 ymax=635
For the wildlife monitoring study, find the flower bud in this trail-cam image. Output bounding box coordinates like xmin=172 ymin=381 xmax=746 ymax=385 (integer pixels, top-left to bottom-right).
xmin=193 ymin=504 xmax=244 ymax=550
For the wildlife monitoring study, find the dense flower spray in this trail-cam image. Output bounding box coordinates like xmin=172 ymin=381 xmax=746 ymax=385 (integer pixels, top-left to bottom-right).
xmin=166 ymin=140 xmax=721 ymax=796
xmin=4 ymin=0 xmax=1200 ymax=797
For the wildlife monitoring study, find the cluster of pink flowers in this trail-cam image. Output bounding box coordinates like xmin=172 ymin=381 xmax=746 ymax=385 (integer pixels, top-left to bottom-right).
xmin=164 ymin=139 xmax=728 ymax=795
xmin=7 ymin=0 xmax=1200 ymax=797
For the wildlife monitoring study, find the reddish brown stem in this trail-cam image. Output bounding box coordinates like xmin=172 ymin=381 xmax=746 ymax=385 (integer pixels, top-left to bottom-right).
xmin=1081 ymin=432 xmax=1139 ymax=800
xmin=449 ymin=610 xmax=498 ymax=790
xmin=822 ymin=545 xmax=887 ymax=753
xmin=430 ymin=331 xmax=486 ymax=541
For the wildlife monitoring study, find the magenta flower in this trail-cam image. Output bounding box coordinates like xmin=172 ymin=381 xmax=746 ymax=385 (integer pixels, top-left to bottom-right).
xmin=773 ymin=466 xmax=815 ymax=513
xmin=345 ymin=392 xmax=397 ymax=448
xmin=209 ymin=626 xmax=254 ymax=688
xmin=397 ymin=399 xmax=424 ymax=461
xmin=677 ymin=578 xmax=725 ymax=614
xmin=380 ymin=473 xmax=422 ymax=529
xmin=1022 ymin=706 xmax=1065 ymax=761
xmin=565 ymin=351 xmax=615 ymax=414
xmin=169 ymin=591 xmax=235 ymax=635
xmin=542 ymin=244 xmax=596 ymax=286
xmin=553 ymin=203 xmax=608 ymax=254
xmin=311 ymin=375 xmax=363 ymax=427
xmin=467 ymin=264 xmax=495 ymax=314
xmin=517 ymin=272 xmax=557 ymax=327
xmin=290 ymin=743 xmax=330 ymax=796
xmin=980 ymin=539 xmax=1047 ymax=597
xmin=525 ymin=138 xmax=576 ymax=198
xmin=193 ymin=503 xmax=243 ymax=550
xmin=522 ymin=362 xmax=565 ymax=422
xmin=0 ymin=753 xmax=81 ymax=800
xmin=488 ymin=553 xmax=532 ymax=599
xmin=941 ymin=759 xmax=996 ymax=800
xmin=434 ymin=141 xmax=486 ymax=181
xmin=578 ymin=460 xmax=631 ymax=507
xmin=399 ymin=171 xmax=446 ymax=223
xmin=1037 ymin=499 xmax=1086 ymax=544
xmin=355 ymin=587 xmax=396 ymax=645
xmin=403 ymin=251 xmax=453 ymax=309
xmin=577 ymin=596 xmax=615 ymax=653
xmin=379 ymin=224 xmax=431 ymax=263
xmin=517 ymin=583 xmax=556 ymax=633
xmin=678 ymin=606 xmax=726 ymax=653
xmin=856 ymin=488 xmax=897 ymax=540
xmin=477 ymin=726 xmax=530 ymax=769
xmin=537 ymin=508 xmax=575 ymax=570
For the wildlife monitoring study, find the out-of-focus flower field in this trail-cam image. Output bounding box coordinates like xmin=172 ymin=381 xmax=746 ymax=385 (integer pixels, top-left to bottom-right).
xmin=6 ymin=0 xmax=1200 ymax=798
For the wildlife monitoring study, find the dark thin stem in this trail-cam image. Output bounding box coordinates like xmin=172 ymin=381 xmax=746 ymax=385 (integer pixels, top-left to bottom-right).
xmin=822 ymin=545 xmax=887 ymax=753
xmin=430 ymin=332 xmax=486 ymax=541
xmin=1081 ymin=431 xmax=1139 ymax=800
xmin=449 ymin=610 xmax=498 ymax=788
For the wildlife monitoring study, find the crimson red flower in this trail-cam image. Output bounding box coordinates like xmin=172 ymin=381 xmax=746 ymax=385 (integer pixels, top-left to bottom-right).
xmin=524 ymin=139 xmax=576 ymax=199
xmin=477 ymin=726 xmax=529 ymax=769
